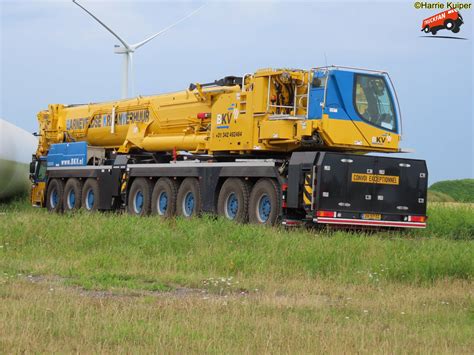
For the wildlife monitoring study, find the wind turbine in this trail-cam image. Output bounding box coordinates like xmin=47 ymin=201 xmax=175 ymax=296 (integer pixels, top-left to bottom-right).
xmin=72 ymin=0 xmax=205 ymax=99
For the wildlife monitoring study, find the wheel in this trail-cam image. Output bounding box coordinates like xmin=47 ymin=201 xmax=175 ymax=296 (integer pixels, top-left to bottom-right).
xmin=248 ymin=178 xmax=281 ymax=225
xmin=63 ymin=178 xmax=82 ymax=211
xmin=452 ymin=26 xmax=460 ymax=33
xmin=176 ymin=178 xmax=201 ymax=218
xmin=127 ymin=178 xmax=153 ymax=216
xmin=431 ymin=29 xmax=437 ymax=35
xmin=82 ymin=178 xmax=100 ymax=212
xmin=217 ymin=178 xmax=250 ymax=222
xmin=445 ymin=19 xmax=454 ymax=30
xmin=423 ymin=26 xmax=430 ymax=33
xmin=46 ymin=179 xmax=64 ymax=213
xmin=151 ymin=178 xmax=178 ymax=217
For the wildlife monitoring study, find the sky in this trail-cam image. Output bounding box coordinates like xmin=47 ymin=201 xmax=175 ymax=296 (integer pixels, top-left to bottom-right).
xmin=0 ymin=0 xmax=472 ymax=183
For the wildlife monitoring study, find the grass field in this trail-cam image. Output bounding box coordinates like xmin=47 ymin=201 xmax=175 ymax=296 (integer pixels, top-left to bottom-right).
xmin=0 ymin=199 xmax=473 ymax=353
xmin=429 ymin=179 xmax=474 ymax=203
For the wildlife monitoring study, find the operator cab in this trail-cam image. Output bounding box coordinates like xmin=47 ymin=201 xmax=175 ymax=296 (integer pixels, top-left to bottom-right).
xmin=307 ymin=66 xmax=401 ymax=150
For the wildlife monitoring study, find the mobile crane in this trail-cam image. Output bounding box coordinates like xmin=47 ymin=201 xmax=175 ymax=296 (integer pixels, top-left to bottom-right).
xmin=30 ymin=66 xmax=428 ymax=228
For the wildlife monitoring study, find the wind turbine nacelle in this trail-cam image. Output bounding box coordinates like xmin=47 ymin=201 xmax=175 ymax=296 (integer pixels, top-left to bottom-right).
xmin=114 ymin=46 xmax=132 ymax=54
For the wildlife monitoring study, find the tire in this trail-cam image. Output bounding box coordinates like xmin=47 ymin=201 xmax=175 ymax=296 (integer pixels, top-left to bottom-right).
xmin=82 ymin=178 xmax=100 ymax=212
xmin=46 ymin=179 xmax=65 ymax=213
xmin=217 ymin=178 xmax=251 ymax=223
xmin=176 ymin=178 xmax=201 ymax=218
xmin=151 ymin=178 xmax=178 ymax=217
xmin=127 ymin=178 xmax=153 ymax=216
xmin=63 ymin=178 xmax=83 ymax=211
xmin=452 ymin=27 xmax=460 ymax=33
xmin=431 ymin=29 xmax=437 ymax=35
xmin=423 ymin=26 xmax=430 ymax=33
xmin=445 ymin=20 xmax=454 ymax=30
xmin=248 ymin=178 xmax=281 ymax=225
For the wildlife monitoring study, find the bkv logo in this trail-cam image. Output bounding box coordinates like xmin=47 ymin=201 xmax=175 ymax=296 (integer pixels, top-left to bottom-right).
xmin=216 ymin=112 xmax=233 ymax=127
xmin=216 ymin=103 xmax=239 ymax=128
xmin=418 ymin=4 xmax=468 ymax=35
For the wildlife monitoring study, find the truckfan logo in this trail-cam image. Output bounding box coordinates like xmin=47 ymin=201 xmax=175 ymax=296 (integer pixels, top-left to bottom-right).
xmin=415 ymin=2 xmax=471 ymax=38
xmin=421 ymin=8 xmax=464 ymax=34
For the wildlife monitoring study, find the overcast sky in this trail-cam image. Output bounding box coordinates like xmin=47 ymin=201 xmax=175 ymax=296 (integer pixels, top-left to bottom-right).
xmin=1 ymin=0 xmax=472 ymax=183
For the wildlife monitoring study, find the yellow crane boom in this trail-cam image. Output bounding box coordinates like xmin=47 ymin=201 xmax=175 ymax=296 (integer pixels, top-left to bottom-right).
xmin=36 ymin=67 xmax=401 ymax=159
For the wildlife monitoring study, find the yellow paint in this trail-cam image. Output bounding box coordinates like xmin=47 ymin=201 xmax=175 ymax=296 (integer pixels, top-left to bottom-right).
xmin=31 ymin=182 xmax=46 ymax=207
xmin=351 ymin=173 xmax=400 ymax=185
xmin=35 ymin=68 xmax=401 ymax=159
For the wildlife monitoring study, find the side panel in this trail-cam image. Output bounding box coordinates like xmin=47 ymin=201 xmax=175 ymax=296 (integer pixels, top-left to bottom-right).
xmin=47 ymin=142 xmax=88 ymax=167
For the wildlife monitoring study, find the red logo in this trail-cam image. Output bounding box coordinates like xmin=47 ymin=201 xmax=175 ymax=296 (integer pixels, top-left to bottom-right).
xmin=421 ymin=8 xmax=464 ymax=35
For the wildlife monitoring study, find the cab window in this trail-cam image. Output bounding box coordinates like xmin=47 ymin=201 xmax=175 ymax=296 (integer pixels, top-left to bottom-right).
xmin=37 ymin=160 xmax=47 ymax=182
xmin=354 ymin=74 xmax=396 ymax=132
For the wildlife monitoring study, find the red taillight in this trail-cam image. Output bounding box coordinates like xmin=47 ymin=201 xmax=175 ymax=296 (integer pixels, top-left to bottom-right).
xmin=317 ymin=210 xmax=336 ymax=218
xmin=197 ymin=112 xmax=211 ymax=119
xmin=281 ymin=183 xmax=288 ymax=191
xmin=408 ymin=215 xmax=426 ymax=223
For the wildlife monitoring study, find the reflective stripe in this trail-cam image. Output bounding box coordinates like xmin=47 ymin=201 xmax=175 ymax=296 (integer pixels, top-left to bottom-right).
xmin=315 ymin=217 xmax=426 ymax=228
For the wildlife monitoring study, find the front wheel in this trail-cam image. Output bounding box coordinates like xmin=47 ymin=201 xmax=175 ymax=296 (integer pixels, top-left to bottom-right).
xmin=423 ymin=26 xmax=430 ymax=33
xmin=445 ymin=19 xmax=454 ymax=30
xmin=46 ymin=179 xmax=64 ymax=213
xmin=452 ymin=27 xmax=460 ymax=33
xmin=248 ymin=178 xmax=281 ymax=225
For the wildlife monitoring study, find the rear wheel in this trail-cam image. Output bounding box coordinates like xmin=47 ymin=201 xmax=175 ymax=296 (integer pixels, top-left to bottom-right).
xmin=249 ymin=178 xmax=281 ymax=225
xmin=176 ymin=178 xmax=201 ymax=218
xmin=217 ymin=178 xmax=250 ymax=222
xmin=46 ymin=179 xmax=64 ymax=213
xmin=127 ymin=178 xmax=152 ymax=216
xmin=82 ymin=178 xmax=100 ymax=212
xmin=63 ymin=178 xmax=82 ymax=211
xmin=151 ymin=178 xmax=178 ymax=217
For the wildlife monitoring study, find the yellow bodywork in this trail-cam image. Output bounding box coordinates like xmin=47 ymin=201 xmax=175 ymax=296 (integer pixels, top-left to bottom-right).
xmin=35 ymin=68 xmax=401 ymax=158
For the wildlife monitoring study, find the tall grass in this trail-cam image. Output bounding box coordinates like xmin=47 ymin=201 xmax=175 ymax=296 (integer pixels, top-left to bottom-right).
xmin=0 ymin=199 xmax=472 ymax=290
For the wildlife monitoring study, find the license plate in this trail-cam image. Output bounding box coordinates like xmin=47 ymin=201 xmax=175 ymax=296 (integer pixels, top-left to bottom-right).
xmin=362 ymin=213 xmax=381 ymax=220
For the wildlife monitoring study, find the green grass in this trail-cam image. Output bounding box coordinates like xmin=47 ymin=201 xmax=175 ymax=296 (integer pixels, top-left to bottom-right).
xmin=0 ymin=199 xmax=473 ymax=353
xmin=0 ymin=199 xmax=472 ymax=290
xmin=429 ymin=178 xmax=474 ymax=203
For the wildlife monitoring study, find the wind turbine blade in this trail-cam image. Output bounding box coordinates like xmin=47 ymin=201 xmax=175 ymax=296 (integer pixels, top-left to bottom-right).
xmin=131 ymin=3 xmax=206 ymax=50
xmin=72 ymin=0 xmax=130 ymax=50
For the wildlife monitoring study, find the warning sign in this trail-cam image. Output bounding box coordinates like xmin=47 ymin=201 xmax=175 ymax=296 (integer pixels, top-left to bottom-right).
xmin=351 ymin=173 xmax=399 ymax=185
